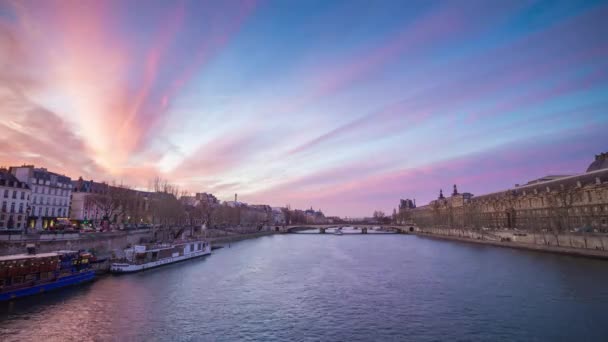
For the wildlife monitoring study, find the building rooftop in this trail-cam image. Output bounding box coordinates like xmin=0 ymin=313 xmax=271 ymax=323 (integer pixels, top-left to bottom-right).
xmin=0 ymin=170 xmax=30 ymax=189
xmin=473 ymin=167 xmax=608 ymax=201
xmin=587 ymin=152 xmax=608 ymax=172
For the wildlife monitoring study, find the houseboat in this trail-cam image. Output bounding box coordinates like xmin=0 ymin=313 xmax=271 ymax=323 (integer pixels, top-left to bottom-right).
xmin=110 ymin=239 xmax=211 ymax=273
xmin=0 ymin=250 xmax=96 ymax=301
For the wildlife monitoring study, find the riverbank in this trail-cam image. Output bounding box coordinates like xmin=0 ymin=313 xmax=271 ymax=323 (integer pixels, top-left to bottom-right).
xmin=414 ymin=229 xmax=608 ymax=260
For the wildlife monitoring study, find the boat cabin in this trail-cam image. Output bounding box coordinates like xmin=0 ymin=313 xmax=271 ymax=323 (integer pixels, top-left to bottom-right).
xmin=0 ymin=251 xmax=92 ymax=293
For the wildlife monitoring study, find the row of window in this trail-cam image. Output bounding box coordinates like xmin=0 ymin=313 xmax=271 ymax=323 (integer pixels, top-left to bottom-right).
xmin=2 ymin=189 xmax=28 ymax=200
xmin=1 ymin=201 xmax=25 ymax=214
xmin=34 ymin=178 xmax=72 ymax=188
xmin=0 ymin=179 xmax=27 ymax=188
xmin=29 ymin=206 xmax=66 ymax=218
xmin=0 ymin=202 xmax=67 ymax=217
xmin=31 ymin=196 xmax=68 ymax=206
xmin=32 ymin=186 xmax=70 ymax=197
xmin=0 ymin=214 xmax=24 ymax=228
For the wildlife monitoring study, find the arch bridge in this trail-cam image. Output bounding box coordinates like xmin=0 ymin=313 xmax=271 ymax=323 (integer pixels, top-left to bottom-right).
xmin=279 ymin=224 xmax=416 ymax=234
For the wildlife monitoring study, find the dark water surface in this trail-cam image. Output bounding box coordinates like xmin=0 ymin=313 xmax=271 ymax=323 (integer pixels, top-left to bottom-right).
xmin=2 ymin=234 xmax=608 ymax=341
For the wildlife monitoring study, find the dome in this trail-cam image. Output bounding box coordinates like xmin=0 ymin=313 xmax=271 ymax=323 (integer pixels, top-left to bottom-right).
xmin=586 ymin=152 xmax=608 ymax=172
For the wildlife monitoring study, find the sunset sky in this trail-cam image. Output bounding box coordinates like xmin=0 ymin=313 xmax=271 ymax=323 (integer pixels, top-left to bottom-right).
xmin=1 ymin=0 xmax=607 ymax=216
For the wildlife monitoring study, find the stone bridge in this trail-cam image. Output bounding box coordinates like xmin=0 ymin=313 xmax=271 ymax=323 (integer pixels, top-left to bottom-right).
xmin=279 ymin=224 xmax=416 ymax=234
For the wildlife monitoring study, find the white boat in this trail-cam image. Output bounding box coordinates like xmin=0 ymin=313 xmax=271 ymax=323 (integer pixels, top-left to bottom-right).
xmin=110 ymin=240 xmax=211 ymax=273
xmin=333 ymin=230 xmax=343 ymax=235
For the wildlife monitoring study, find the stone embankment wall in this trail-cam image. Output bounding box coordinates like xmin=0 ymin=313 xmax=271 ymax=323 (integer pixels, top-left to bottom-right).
xmin=417 ymin=227 xmax=608 ymax=259
xmin=0 ymin=227 xmax=277 ymax=257
xmin=0 ymin=230 xmax=153 ymax=257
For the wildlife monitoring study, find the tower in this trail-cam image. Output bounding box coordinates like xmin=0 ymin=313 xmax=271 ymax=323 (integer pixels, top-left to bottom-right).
xmin=439 ymin=189 xmax=445 ymax=199
xmin=235 ymin=193 xmax=237 ymax=202
xmin=452 ymin=184 xmax=459 ymax=196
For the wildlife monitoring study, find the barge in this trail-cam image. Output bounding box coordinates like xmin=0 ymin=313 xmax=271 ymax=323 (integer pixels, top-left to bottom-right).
xmin=0 ymin=250 xmax=95 ymax=301
xmin=110 ymin=240 xmax=211 ymax=273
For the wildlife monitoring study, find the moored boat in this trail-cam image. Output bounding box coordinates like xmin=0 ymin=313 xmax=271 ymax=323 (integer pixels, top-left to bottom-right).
xmin=0 ymin=250 xmax=95 ymax=301
xmin=110 ymin=239 xmax=211 ymax=273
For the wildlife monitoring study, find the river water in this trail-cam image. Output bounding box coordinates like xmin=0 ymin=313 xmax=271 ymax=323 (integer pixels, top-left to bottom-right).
xmin=1 ymin=234 xmax=608 ymax=341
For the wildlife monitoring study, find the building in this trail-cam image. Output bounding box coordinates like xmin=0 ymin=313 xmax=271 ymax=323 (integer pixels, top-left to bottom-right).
xmin=0 ymin=169 xmax=31 ymax=231
xmin=587 ymin=152 xmax=608 ymax=172
xmin=71 ymin=177 xmax=152 ymax=228
xmin=196 ymin=192 xmax=219 ymax=206
xmin=9 ymin=165 xmax=72 ymax=229
xmin=70 ymin=178 xmax=110 ymax=226
xmin=271 ymin=207 xmax=286 ymax=225
xmin=304 ymin=207 xmax=326 ymax=224
xmin=402 ymin=153 xmax=608 ymax=233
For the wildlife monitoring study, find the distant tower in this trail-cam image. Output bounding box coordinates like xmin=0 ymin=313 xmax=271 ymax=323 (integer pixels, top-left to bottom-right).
xmin=413 ymin=198 xmax=416 ymax=207
xmin=235 ymin=193 xmax=237 ymax=202
xmin=439 ymin=189 xmax=445 ymax=199
xmin=452 ymin=184 xmax=459 ymax=196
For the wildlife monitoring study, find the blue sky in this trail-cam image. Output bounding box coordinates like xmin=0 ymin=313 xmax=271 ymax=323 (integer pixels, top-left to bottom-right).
xmin=1 ymin=0 xmax=607 ymax=216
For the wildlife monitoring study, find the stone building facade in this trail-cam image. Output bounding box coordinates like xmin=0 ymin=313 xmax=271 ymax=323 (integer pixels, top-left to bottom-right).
xmin=0 ymin=169 xmax=31 ymax=230
xmin=9 ymin=165 xmax=72 ymax=229
xmin=402 ymin=154 xmax=608 ymax=233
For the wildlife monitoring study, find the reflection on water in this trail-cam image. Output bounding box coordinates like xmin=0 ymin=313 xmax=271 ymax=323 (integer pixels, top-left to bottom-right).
xmin=2 ymin=234 xmax=608 ymax=341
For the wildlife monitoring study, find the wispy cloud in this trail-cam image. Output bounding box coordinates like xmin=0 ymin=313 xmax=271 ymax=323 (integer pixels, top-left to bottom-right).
xmin=0 ymin=0 xmax=606 ymax=215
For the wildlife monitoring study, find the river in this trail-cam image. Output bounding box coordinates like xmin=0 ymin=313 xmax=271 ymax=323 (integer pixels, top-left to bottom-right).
xmin=1 ymin=234 xmax=608 ymax=341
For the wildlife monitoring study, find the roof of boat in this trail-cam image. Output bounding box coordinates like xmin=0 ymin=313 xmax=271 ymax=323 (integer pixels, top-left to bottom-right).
xmin=0 ymin=252 xmax=62 ymax=262
xmin=129 ymin=240 xmax=207 ymax=252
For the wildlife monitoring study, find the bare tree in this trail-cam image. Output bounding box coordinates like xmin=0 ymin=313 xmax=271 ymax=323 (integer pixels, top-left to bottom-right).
xmin=281 ymin=205 xmax=292 ymax=225
xmin=86 ymin=182 xmax=137 ymax=230
xmin=373 ymin=210 xmax=385 ymax=222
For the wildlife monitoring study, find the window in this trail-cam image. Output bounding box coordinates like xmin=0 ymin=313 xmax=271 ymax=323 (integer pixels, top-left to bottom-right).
xmin=51 ymin=208 xmax=55 ymax=216
xmin=1 ymin=201 xmax=6 ymax=212
xmin=18 ymin=203 xmax=23 ymax=214
xmin=10 ymin=203 xmax=15 ymax=213
xmin=3 ymin=189 xmax=8 ymax=198
xmin=45 ymin=207 xmax=48 ymax=216
xmin=32 ymin=206 xmax=36 ymax=215
xmin=20 ymin=191 xmax=25 ymax=200
xmin=12 ymin=190 xmax=16 ymax=199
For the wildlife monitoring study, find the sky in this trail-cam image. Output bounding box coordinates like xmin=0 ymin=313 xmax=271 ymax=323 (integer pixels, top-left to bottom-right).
xmin=0 ymin=0 xmax=607 ymax=217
